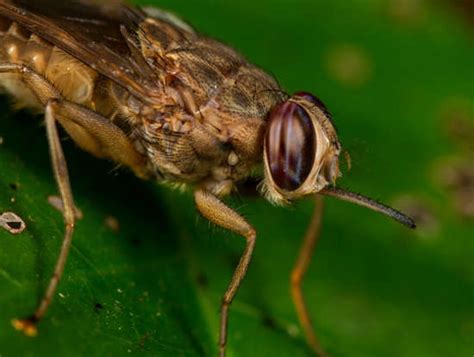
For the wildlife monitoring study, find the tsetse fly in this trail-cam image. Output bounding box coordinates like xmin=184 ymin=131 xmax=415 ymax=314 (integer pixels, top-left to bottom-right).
xmin=0 ymin=0 xmax=415 ymax=356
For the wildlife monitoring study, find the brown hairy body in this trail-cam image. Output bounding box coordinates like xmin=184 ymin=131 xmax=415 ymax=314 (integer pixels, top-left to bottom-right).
xmin=0 ymin=1 xmax=414 ymax=356
xmin=0 ymin=7 xmax=283 ymax=196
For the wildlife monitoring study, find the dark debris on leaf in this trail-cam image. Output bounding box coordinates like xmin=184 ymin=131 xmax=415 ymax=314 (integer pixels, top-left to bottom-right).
xmin=94 ymin=303 xmax=104 ymax=314
xmin=196 ymin=272 xmax=209 ymax=289
xmin=262 ymin=315 xmax=277 ymax=330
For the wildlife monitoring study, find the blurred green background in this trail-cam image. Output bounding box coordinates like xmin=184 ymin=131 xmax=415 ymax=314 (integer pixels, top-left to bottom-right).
xmin=0 ymin=0 xmax=473 ymax=356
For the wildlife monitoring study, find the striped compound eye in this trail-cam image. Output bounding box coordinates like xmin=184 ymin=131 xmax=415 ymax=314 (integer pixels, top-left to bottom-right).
xmin=264 ymin=99 xmax=317 ymax=192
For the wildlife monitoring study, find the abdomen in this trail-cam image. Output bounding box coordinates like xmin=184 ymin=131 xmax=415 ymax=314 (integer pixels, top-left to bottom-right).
xmin=0 ymin=17 xmax=123 ymax=121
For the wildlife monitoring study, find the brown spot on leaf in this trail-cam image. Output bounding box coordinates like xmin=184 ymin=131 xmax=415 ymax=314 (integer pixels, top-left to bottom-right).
xmin=440 ymin=98 xmax=474 ymax=153
xmin=387 ymin=0 xmax=427 ymax=25
xmin=435 ymin=157 xmax=474 ymax=219
xmin=437 ymin=99 xmax=474 ymax=218
xmin=136 ymin=333 xmax=150 ymax=351
xmin=104 ymin=215 xmax=120 ymax=233
xmin=325 ymin=44 xmax=372 ymax=87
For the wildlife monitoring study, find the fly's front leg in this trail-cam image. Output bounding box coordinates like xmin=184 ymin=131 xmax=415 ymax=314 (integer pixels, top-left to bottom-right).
xmin=12 ymin=99 xmax=76 ymax=336
xmin=291 ymin=195 xmax=328 ymax=356
xmin=194 ymin=189 xmax=256 ymax=357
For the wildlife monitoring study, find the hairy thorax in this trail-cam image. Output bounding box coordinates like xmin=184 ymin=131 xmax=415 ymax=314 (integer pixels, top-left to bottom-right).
xmin=131 ymin=19 xmax=285 ymax=195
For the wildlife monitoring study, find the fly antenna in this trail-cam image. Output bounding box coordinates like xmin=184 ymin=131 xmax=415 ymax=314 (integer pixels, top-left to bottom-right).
xmin=321 ymin=187 xmax=416 ymax=229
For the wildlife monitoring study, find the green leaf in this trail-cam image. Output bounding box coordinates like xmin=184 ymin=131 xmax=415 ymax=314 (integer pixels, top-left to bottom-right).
xmin=1 ymin=0 xmax=473 ymax=356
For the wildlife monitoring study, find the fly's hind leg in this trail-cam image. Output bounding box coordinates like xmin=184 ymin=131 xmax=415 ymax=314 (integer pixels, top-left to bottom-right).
xmin=291 ymin=195 xmax=328 ymax=356
xmin=12 ymin=99 xmax=76 ymax=336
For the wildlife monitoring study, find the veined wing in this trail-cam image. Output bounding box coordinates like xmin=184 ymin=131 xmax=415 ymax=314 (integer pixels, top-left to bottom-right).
xmin=0 ymin=0 xmax=196 ymax=101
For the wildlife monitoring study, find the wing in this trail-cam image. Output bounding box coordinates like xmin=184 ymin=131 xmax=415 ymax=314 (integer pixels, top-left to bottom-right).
xmin=0 ymin=0 xmax=194 ymax=101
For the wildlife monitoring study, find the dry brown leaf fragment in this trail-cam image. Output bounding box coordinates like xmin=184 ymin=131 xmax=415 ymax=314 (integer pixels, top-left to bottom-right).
xmin=0 ymin=212 xmax=26 ymax=234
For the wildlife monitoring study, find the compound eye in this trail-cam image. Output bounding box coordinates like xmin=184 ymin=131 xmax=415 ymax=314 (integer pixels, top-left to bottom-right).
xmin=265 ymin=101 xmax=316 ymax=192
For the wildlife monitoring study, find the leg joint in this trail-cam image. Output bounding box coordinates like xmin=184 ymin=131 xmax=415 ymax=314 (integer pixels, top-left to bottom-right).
xmin=245 ymin=229 xmax=257 ymax=244
xmin=0 ymin=63 xmax=29 ymax=74
xmin=46 ymin=98 xmax=62 ymax=107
